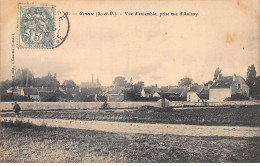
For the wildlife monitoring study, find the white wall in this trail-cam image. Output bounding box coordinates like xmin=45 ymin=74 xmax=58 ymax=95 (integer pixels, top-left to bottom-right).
xmin=187 ymin=92 xmax=200 ymax=102
xmin=153 ymin=92 xmax=160 ymax=98
xmin=209 ymin=88 xmax=231 ymax=101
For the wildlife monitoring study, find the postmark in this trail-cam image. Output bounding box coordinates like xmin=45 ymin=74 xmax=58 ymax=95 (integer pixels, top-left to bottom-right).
xmin=52 ymin=11 xmax=70 ymax=49
xmin=19 ymin=5 xmax=55 ymax=49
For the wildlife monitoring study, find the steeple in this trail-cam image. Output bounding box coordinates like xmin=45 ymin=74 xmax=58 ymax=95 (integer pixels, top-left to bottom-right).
xmin=96 ymin=77 xmax=99 ymax=83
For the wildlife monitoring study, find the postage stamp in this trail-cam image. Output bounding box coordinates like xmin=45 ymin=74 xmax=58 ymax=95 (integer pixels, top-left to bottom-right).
xmin=19 ymin=5 xmax=55 ymax=49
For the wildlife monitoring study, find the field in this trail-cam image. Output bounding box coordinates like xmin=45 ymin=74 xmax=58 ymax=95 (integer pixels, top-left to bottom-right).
xmin=1 ymin=105 xmax=260 ymax=162
xmin=1 ymin=120 xmax=260 ymax=163
xmin=2 ymin=105 xmax=260 ymax=127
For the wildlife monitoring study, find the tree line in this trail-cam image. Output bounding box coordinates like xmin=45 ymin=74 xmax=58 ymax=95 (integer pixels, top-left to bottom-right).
xmin=0 ymin=64 xmax=259 ymax=101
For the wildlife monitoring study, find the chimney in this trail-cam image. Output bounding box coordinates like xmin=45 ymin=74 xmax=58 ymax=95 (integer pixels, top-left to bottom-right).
xmin=208 ymin=84 xmax=211 ymax=89
xmin=233 ymin=74 xmax=236 ymax=82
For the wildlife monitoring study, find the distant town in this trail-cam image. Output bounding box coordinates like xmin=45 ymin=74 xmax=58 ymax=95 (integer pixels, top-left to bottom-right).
xmin=0 ymin=64 xmax=259 ymax=102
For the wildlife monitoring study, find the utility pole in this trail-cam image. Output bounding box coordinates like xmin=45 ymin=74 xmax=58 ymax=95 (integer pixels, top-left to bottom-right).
xmin=26 ymin=70 xmax=29 ymax=87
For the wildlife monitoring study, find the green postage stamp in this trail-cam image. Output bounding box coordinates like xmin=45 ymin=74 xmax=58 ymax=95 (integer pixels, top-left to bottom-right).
xmin=19 ymin=5 xmax=55 ymax=49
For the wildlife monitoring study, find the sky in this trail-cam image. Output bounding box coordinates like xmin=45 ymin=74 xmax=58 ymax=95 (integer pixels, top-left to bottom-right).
xmin=1 ymin=0 xmax=259 ymax=87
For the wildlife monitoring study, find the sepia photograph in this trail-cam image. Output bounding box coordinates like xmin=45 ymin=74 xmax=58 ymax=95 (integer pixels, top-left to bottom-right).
xmin=0 ymin=0 xmax=259 ymax=163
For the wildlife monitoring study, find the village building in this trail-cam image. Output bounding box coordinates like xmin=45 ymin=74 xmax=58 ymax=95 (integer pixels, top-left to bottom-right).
xmin=160 ymin=86 xmax=189 ymax=101
xmin=6 ymin=86 xmax=61 ymax=100
xmin=209 ymin=74 xmax=249 ymax=101
xmin=20 ymin=87 xmax=40 ymax=100
xmin=187 ymin=85 xmax=209 ymax=102
xmin=79 ymin=74 xmax=102 ymax=92
xmin=106 ymin=86 xmax=124 ymax=102
xmin=141 ymin=85 xmax=160 ymax=98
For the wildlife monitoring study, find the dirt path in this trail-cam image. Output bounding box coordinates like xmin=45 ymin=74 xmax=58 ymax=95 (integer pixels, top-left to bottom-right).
xmin=2 ymin=117 xmax=259 ymax=138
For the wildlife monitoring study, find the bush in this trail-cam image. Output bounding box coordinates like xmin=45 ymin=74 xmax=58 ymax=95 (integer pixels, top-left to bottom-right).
xmin=0 ymin=93 xmax=32 ymax=101
xmin=96 ymin=95 xmax=107 ymax=102
xmin=40 ymin=92 xmax=61 ymax=102
xmin=225 ymin=93 xmax=249 ymax=101
xmin=1 ymin=119 xmax=35 ymax=131
xmin=74 ymin=93 xmax=95 ymax=102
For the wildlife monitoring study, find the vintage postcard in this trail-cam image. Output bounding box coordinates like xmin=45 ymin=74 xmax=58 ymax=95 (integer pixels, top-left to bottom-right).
xmin=0 ymin=0 xmax=259 ymax=163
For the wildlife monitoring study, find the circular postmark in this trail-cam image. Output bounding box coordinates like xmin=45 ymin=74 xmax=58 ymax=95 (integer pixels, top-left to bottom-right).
xmin=52 ymin=11 xmax=70 ymax=49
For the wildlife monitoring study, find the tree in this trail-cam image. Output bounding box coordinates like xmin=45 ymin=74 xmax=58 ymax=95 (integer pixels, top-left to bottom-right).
xmin=204 ymin=81 xmax=213 ymax=86
xmin=123 ymin=85 xmax=141 ymax=101
xmin=39 ymin=92 xmax=61 ymax=102
xmin=254 ymin=76 xmax=260 ymax=98
xmin=62 ymin=80 xmax=76 ymax=88
xmin=127 ymin=77 xmax=133 ymax=87
xmin=246 ymin=64 xmax=257 ymax=96
xmin=0 ymin=80 xmax=13 ymax=101
xmin=246 ymin=64 xmax=257 ymax=87
xmin=41 ymin=73 xmax=60 ymax=87
xmin=112 ymin=76 xmax=127 ymax=87
xmin=214 ymin=67 xmax=222 ymax=80
xmin=135 ymin=81 xmax=144 ymax=88
xmin=14 ymin=68 xmax=34 ymax=87
xmin=0 ymin=80 xmax=12 ymax=93
xmin=32 ymin=77 xmax=45 ymax=87
xmin=178 ymin=77 xmax=192 ymax=87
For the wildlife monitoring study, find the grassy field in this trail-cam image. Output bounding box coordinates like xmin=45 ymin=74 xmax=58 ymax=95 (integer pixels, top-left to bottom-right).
xmin=1 ymin=120 xmax=260 ymax=163
xmin=2 ymin=105 xmax=260 ymax=127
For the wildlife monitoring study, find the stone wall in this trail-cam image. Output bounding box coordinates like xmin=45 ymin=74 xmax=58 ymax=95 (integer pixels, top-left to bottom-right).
xmin=0 ymin=100 xmax=259 ymax=111
xmin=0 ymin=102 xmax=158 ymax=111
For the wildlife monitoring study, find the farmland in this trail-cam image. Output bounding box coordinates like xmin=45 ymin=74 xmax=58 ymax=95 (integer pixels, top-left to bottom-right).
xmin=1 ymin=120 xmax=260 ymax=163
xmin=1 ymin=105 xmax=260 ymax=162
xmin=2 ymin=105 xmax=260 ymax=127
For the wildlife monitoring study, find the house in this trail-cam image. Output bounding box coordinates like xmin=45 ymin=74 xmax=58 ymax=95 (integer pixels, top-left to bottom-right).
xmin=20 ymin=87 xmax=40 ymax=100
xmin=209 ymin=74 xmax=249 ymax=101
xmin=6 ymin=87 xmax=16 ymax=94
xmin=153 ymin=92 xmax=160 ymax=98
xmin=141 ymin=88 xmax=152 ymax=98
xmin=159 ymin=86 xmax=176 ymax=93
xmin=106 ymin=86 xmax=124 ymax=102
xmin=187 ymin=85 xmax=209 ymax=102
xmin=141 ymin=85 xmax=159 ymax=98
xmin=6 ymin=87 xmax=23 ymax=95
xmin=160 ymin=86 xmax=189 ymax=101
xmin=6 ymin=86 xmax=63 ymax=101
